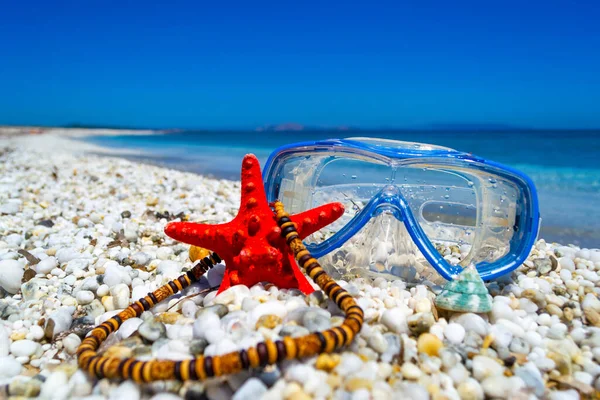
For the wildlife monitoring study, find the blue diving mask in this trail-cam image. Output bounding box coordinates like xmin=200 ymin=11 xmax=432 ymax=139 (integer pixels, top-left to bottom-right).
xmin=263 ymin=138 xmax=540 ymax=282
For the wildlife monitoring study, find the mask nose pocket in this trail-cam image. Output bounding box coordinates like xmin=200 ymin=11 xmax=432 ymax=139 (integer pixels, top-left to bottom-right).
xmin=318 ymin=189 xmax=447 ymax=285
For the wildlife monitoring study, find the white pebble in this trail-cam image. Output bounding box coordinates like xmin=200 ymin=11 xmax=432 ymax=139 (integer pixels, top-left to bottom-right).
xmin=0 ymin=356 xmax=23 ymax=378
xmin=76 ymin=290 xmax=95 ymax=305
xmin=444 ymin=323 xmax=466 ymax=344
xmin=548 ymin=390 xmax=580 ymax=400
xmin=0 ymin=328 xmax=9 ymax=357
xmin=119 ymin=318 xmax=143 ymax=339
xmin=63 ymin=333 xmax=81 ymax=354
xmin=232 ymin=378 xmax=267 ymax=400
xmin=110 ymin=283 xmax=131 ymax=309
xmin=97 ymin=284 xmax=110 ymax=297
xmin=489 ymin=324 xmax=513 ymax=348
xmin=193 ymin=312 xmax=221 ymax=340
xmin=40 ymin=371 xmax=69 ymax=399
xmin=109 ymin=380 xmax=141 ymax=400
xmin=181 ymin=301 xmax=197 ymax=318
xmin=451 ymin=313 xmax=488 ymax=336
xmin=401 ymin=362 xmax=422 ymax=380
xmin=10 ymin=339 xmax=40 ymax=357
xmin=481 ymin=375 xmax=522 ymax=399
xmin=35 ymin=256 xmax=58 ymax=274
xmin=0 ymin=259 xmax=24 ymax=294
xmin=0 ymin=200 xmax=20 ymax=215
xmin=46 ymin=307 xmax=74 ymax=339
xmin=559 ymin=257 xmax=575 ymax=271
xmin=380 ymin=308 xmax=409 ymax=334
xmin=457 ymin=378 xmax=484 ymax=400
xmin=29 ymin=325 xmax=45 ymax=341
xmin=472 ymin=355 xmax=504 ymax=380
xmin=156 ymin=247 xmax=174 ymax=260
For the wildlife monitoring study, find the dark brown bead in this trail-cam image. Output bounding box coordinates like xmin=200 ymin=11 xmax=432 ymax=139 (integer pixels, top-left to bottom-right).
xmin=329 ymin=329 xmax=340 ymax=348
xmin=286 ymin=234 xmax=299 ymax=244
xmin=174 ymin=361 xmax=182 ymax=380
xmin=204 ymin=357 xmax=214 ymax=377
xmin=127 ymin=360 xmax=139 ymax=379
xmin=211 ymin=253 xmax=222 ymax=264
xmin=117 ymin=359 xmax=128 ymax=377
xmin=188 ymin=359 xmax=198 ymax=380
xmin=95 ymin=357 xmax=108 ymax=378
xmin=305 ymin=262 xmax=320 ymax=274
xmin=240 ymin=350 xmax=249 ymax=369
xmin=139 ymin=298 xmax=151 ymax=310
xmin=312 ymin=270 xmax=325 ymax=282
xmin=148 ymin=292 xmax=158 ymax=304
xmin=257 ymin=342 xmax=269 ymax=366
xmin=298 ymin=254 xmax=312 ymax=266
xmin=315 ymin=332 xmax=327 ymax=352
xmin=131 ymin=303 xmax=143 ymax=316
xmin=202 ymin=256 xmax=214 ymax=268
xmin=177 ymin=275 xmax=189 ymax=288
xmin=335 ymin=292 xmax=351 ymax=305
xmin=278 ymin=216 xmax=291 ymax=225
xmin=336 ymin=327 xmax=348 ymax=345
xmin=186 ymin=270 xmax=196 ymax=282
xmin=275 ymin=340 xmax=286 ymax=361
xmin=98 ymin=324 xmax=110 ymax=336
xmin=346 ymin=305 xmax=363 ymax=316
xmin=168 ymin=281 xmax=179 ymax=293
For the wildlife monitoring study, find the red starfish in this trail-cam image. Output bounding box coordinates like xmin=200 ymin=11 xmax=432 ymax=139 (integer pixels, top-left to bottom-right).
xmin=164 ymin=154 xmax=344 ymax=294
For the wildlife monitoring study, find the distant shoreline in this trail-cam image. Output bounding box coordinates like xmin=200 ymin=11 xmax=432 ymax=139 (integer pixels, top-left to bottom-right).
xmin=2 ymin=124 xmax=600 ymax=137
xmin=0 ymin=126 xmax=163 ymax=138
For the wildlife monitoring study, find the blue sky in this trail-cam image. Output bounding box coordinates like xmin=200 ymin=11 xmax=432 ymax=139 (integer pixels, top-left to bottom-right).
xmin=1 ymin=1 xmax=599 ymax=129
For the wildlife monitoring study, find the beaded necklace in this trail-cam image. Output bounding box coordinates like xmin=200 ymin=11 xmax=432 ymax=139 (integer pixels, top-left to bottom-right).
xmin=76 ymin=201 xmax=364 ymax=382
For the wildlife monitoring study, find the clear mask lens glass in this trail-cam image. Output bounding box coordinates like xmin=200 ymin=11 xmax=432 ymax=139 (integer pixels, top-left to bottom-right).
xmin=273 ymin=148 xmax=529 ymax=280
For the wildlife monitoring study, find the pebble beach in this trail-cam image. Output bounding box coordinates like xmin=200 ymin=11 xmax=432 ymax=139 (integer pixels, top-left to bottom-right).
xmin=1 ymin=132 xmax=600 ymax=400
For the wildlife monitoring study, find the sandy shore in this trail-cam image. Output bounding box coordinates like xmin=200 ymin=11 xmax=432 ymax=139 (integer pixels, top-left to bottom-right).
xmin=0 ymin=133 xmax=599 ymax=399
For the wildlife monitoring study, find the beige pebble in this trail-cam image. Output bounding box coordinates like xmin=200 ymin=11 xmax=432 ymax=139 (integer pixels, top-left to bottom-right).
xmin=417 ymin=333 xmax=443 ymax=357
xmin=402 ymin=362 xmax=422 ymax=380
xmin=101 ymin=296 xmax=115 ymax=312
xmin=10 ymin=331 xmax=27 ymax=341
xmin=255 ymin=314 xmax=282 ymax=330
xmin=345 ymin=378 xmax=373 ymax=391
xmin=415 ymin=298 xmax=432 ymax=313
xmin=156 ymin=312 xmax=181 ymax=324
xmin=546 ymin=304 xmax=563 ymax=317
xmin=315 ymin=353 xmax=340 ymax=372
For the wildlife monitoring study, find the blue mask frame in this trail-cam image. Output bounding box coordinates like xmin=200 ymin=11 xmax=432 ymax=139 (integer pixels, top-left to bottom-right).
xmin=263 ymin=138 xmax=540 ymax=281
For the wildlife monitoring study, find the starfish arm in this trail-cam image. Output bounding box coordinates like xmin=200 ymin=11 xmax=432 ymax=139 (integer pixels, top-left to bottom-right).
xmin=291 ymin=202 xmax=345 ymax=239
xmin=238 ymin=154 xmax=268 ymax=214
xmin=287 ymin=254 xmax=316 ymax=294
xmin=216 ymin=269 xmax=234 ymax=294
xmin=164 ymin=221 xmax=234 ymax=256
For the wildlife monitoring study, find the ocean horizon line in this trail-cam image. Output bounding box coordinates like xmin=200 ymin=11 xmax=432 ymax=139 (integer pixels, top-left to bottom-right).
xmin=3 ymin=123 xmax=600 ymax=133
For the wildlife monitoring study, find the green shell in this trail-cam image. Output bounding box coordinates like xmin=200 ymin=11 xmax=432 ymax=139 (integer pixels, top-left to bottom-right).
xmin=434 ymin=266 xmax=492 ymax=313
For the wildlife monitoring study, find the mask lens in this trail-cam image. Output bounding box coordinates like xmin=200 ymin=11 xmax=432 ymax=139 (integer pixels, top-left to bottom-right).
xmin=404 ymin=165 xmax=524 ymax=268
xmin=272 ymin=153 xmax=530 ymax=278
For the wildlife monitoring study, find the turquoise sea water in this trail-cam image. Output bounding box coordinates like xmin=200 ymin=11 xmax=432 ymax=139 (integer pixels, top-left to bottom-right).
xmin=84 ymin=130 xmax=600 ymax=247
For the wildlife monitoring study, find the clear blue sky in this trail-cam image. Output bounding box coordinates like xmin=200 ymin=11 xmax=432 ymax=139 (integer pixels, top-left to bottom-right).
xmin=1 ymin=1 xmax=599 ymax=129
